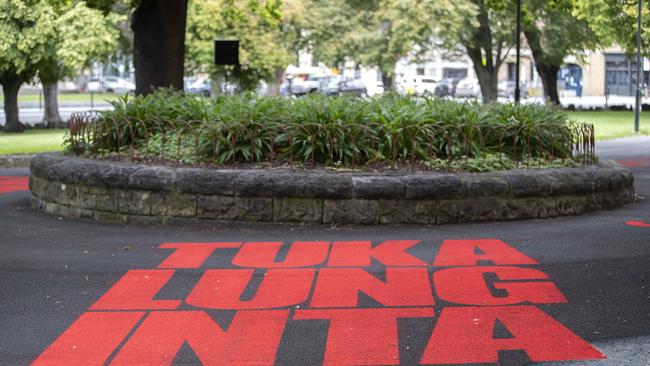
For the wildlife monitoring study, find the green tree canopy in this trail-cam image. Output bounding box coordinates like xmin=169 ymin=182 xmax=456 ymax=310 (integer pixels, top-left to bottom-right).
xmin=0 ymin=0 xmax=57 ymax=131
xmin=575 ymin=0 xmax=650 ymax=55
xmin=522 ymin=0 xmax=600 ymax=105
xmin=434 ymin=0 xmax=515 ymax=102
xmin=186 ymin=0 xmax=302 ymax=91
xmin=304 ymin=0 xmax=469 ymax=89
xmin=39 ymin=1 xmax=123 ymax=126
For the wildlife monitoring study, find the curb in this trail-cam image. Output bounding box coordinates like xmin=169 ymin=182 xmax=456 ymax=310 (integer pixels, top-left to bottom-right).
xmin=0 ymin=155 xmax=35 ymax=168
xmin=29 ymin=153 xmax=636 ymax=226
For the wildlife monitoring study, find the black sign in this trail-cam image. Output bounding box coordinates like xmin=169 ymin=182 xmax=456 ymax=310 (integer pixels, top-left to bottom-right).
xmin=214 ymin=40 xmax=239 ymax=66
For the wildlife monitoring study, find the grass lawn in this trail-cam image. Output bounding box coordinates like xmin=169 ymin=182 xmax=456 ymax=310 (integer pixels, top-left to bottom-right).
xmin=567 ymin=111 xmax=650 ymax=140
xmin=0 ymin=93 xmax=121 ymax=104
xmin=0 ymin=129 xmax=66 ymax=155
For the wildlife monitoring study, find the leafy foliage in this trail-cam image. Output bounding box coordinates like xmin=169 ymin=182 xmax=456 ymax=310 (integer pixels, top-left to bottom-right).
xmin=575 ymin=0 xmax=650 ymax=56
xmin=0 ymin=0 xmax=55 ymax=78
xmin=39 ymin=2 xmax=123 ymax=83
xmin=303 ymin=0 xmax=471 ymax=87
xmin=185 ymin=0 xmax=303 ymax=91
xmin=68 ymin=91 xmax=586 ymax=171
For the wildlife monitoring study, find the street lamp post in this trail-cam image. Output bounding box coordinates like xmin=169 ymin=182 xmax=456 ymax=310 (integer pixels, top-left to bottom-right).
xmin=515 ymin=0 xmax=522 ymax=104
xmin=635 ymin=0 xmax=642 ymax=133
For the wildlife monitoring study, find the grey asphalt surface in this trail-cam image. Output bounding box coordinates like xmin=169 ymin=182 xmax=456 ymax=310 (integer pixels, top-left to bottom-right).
xmin=0 ymin=105 xmax=111 ymax=126
xmin=1 ymin=138 xmax=649 ymax=365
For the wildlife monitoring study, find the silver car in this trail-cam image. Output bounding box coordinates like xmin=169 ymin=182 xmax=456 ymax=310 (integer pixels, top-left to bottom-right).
xmin=455 ymin=78 xmax=482 ymax=98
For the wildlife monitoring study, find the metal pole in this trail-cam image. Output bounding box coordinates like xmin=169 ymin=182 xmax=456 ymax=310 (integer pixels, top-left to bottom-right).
xmin=515 ymin=0 xmax=522 ymax=103
xmin=635 ymin=0 xmax=642 ymax=133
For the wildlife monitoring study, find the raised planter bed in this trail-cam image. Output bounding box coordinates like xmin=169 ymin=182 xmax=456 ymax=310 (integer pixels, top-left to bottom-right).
xmin=30 ymin=153 xmax=635 ymax=225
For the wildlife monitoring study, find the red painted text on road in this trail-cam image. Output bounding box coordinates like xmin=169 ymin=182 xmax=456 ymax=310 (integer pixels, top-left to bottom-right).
xmin=33 ymin=239 xmax=605 ymax=365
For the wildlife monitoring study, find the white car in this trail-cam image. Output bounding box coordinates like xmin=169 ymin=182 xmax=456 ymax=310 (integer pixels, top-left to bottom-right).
xmin=402 ymin=76 xmax=437 ymax=96
xmin=102 ymin=77 xmax=135 ymax=93
xmin=86 ymin=78 xmax=103 ymax=92
xmin=454 ymin=78 xmax=482 ymax=99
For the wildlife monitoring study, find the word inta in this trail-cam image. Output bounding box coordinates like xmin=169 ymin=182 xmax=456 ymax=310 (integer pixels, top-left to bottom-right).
xmin=33 ymin=239 xmax=605 ymax=365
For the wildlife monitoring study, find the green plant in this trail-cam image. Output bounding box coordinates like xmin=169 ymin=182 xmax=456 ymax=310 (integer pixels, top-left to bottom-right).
xmin=67 ymin=91 xmax=592 ymax=171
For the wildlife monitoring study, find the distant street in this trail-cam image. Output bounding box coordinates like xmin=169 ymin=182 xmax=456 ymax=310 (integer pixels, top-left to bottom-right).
xmin=2 ymin=94 xmax=649 ymax=126
xmin=0 ymin=104 xmax=112 ymax=125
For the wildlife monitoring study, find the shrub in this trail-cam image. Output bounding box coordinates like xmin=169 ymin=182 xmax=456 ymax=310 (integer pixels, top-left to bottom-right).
xmin=67 ymin=91 xmax=594 ymax=170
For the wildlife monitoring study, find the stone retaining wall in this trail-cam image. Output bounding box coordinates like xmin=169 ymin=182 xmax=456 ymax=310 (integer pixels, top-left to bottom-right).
xmin=29 ymin=154 xmax=635 ymax=225
xmin=0 ymin=154 xmax=34 ymax=168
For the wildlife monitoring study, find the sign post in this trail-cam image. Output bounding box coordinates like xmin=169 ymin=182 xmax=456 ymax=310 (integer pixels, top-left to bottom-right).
xmin=515 ymin=0 xmax=522 ymax=104
xmin=634 ymin=0 xmax=643 ymax=134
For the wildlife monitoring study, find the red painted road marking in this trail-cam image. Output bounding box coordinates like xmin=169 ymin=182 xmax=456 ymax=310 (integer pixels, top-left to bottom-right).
xmin=31 ymin=311 xmax=145 ymax=366
xmin=626 ymin=220 xmax=650 ymax=228
xmin=0 ymin=176 xmax=29 ymax=194
xmin=294 ymin=308 xmax=434 ymax=366
xmin=434 ymin=266 xmax=567 ymax=305
xmin=111 ymin=310 xmax=289 ymax=366
xmin=34 ymin=239 xmax=606 ymax=365
xmin=186 ymin=268 xmax=315 ymax=309
xmin=90 ymin=269 xmax=181 ymax=310
xmin=309 ymin=267 xmax=435 ymax=308
xmin=617 ymin=157 xmax=650 ymax=168
xmin=421 ymin=306 xmax=606 ymax=364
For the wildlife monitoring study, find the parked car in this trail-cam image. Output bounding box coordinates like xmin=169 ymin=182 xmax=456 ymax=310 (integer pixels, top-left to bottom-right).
xmin=337 ymin=78 xmax=367 ymax=97
xmin=287 ymin=74 xmax=324 ymax=96
xmin=102 ymin=77 xmax=135 ymax=93
xmin=58 ymin=80 xmax=81 ymax=93
xmin=318 ymin=75 xmax=344 ymax=96
xmin=497 ymin=80 xmax=528 ymax=99
xmin=455 ymin=78 xmax=482 ymax=99
xmin=316 ymin=75 xmax=367 ymax=97
xmin=400 ymin=76 xmax=437 ymax=96
xmin=85 ymin=78 xmax=102 ymax=92
xmin=186 ymin=78 xmax=212 ymax=97
xmin=434 ymin=78 xmax=461 ymax=97
xmin=414 ymin=76 xmax=437 ymax=96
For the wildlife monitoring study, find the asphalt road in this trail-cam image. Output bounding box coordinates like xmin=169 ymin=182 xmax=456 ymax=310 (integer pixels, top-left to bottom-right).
xmin=0 ymin=105 xmax=111 ymax=126
xmin=1 ymin=138 xmax=649 ymax=366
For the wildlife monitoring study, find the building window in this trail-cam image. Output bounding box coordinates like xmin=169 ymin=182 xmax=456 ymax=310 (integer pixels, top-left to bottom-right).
xmin=442 ymin=68 xmax=468 ymax=79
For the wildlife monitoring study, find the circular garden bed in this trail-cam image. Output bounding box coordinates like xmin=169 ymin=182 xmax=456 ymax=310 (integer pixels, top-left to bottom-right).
xmin=30 ymin=93 xmax=635 ymax=225
xmin=30 ymin=154 xmax=634 ymax=225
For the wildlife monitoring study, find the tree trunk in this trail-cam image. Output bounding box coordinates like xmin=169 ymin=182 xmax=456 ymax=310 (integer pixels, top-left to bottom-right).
xmin=475 ymin=67 xmax=498 ymax=103
xmin=266 ymin=68 xmax=284 ymax=96
xmin=132 ymin=0 xmax=188 ymax=95
xmin=467 ymin=50 xmax=498 ymax=103
xmin=42 ymin=81 xmax=63 ymax=128
xmin=535 ymin=63 xmax=560 ymax=105
xmin=523 ymin=28 xmax=561 ymax=105
xmin=1 ymin=76 xmax=25 ymax=132
xmin=381 ymin=71 xmax=393 ymax=91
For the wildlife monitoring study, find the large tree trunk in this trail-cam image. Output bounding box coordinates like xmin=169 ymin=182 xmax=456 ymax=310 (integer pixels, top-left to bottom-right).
xmin=524 ymin=28 xmax=561 ymax=105
xmin=42 ymin=81 xmax=63 ymax=128
xmin=132 ymin=0 xmax=188 ymax=96
xmin=535 ymin=63 xmax=560 ymax=106
xmin=467 ymin=49 xmax=498 ymax=103
xmin=1 ymin=75 xmax=25 ymax=132
xmin=475 ymin=67 xmax=498 ymax=103
xmin=381 ymin=71 xmax=393 ymax=91
xmin=266 ymin=68 xmax=284 ymax=96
